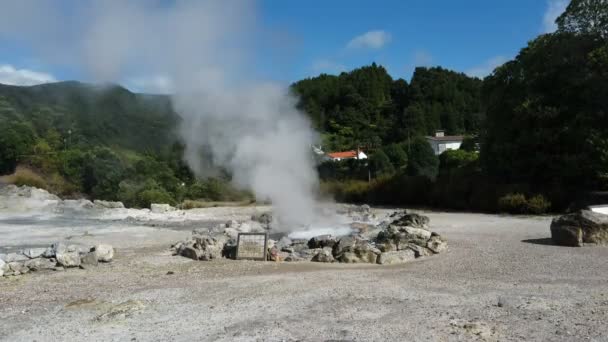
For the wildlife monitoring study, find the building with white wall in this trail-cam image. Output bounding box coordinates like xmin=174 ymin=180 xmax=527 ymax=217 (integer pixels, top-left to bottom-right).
xmin=425 ymin=130 xmax=464 ymax=155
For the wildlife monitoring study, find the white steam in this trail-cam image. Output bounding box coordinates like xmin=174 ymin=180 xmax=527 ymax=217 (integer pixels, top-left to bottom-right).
xmin=0 ymin=1 xmax=320 ymax=228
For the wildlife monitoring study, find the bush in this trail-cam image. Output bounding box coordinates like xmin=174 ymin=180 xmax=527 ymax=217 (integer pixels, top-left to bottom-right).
xmin=498 ymin=193 xmax=551 ymax=214
xmin=382 ymin=144 xmax=408 ymax=170
xmin=370 ymin=150 xmax=395 ymax=177
xmin=138 ymin=188 xmax=176 ymax=208
xmin=526 ymin=194 xmax=551 ymax=214
xmin=498 ymin=193 xmax=528 ymax=214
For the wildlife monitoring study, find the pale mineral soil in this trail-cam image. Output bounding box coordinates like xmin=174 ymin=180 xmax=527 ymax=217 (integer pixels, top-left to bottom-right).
xmin=1 ymin=209 xmax=608 ymax=342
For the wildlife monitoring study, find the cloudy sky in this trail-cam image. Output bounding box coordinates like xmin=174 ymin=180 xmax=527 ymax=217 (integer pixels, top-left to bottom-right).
xmin=0 ymin=0 xmax=568 ymax=92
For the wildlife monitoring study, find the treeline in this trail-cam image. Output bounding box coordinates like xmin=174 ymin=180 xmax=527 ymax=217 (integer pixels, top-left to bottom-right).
xmin=300 ymin=0 xmax=608 ymax=213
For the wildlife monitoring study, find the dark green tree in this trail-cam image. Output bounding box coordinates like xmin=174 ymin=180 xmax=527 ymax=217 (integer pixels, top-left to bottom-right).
xmin=406 ymin=137 xmax=439 ymax=179
xmin=370 ymin=150 xmax=395 ymax=177
xmin=557 ymin=0 xmax=608 ymax=38
xmin=382 ymin=144 xmax=408 ymax=170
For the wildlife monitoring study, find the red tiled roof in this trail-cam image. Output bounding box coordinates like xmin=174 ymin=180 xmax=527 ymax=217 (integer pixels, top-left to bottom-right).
xmin=327 ymin=150 xmax=358 ymax=159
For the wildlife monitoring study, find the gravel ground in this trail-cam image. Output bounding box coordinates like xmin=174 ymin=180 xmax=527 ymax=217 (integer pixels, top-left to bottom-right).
xmin=1 ymin=209 xmax=607 ymax=342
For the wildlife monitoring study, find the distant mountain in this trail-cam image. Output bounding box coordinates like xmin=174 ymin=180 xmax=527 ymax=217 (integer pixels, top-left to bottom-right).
xmin=0 ymin=81 xmax=180 ymax=152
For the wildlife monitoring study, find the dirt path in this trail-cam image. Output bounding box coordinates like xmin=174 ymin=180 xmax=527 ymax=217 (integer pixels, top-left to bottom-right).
xmin=1 ymin=211 xmax=607 ymax=341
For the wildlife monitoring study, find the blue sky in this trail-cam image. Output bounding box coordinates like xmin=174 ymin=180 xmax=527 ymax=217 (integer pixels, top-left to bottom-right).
xmin=0 ymin=0 xmax=568 ymax=91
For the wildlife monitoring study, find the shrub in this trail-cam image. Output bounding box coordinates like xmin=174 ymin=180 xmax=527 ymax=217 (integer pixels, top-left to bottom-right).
xmin=526 ymin=194 xmax=551 ymax=214
xmin=498 ymin=193 xmax=528 ymax=214
xmin=138 ymin=188 xmax=176 ymax=208
xmin=406 ymin=137 xmax=439 ymax=179
xmin=2 ymin=167 xmax=48 ymax=190
xmin=370 ymin=150 xmax=395 ymax=177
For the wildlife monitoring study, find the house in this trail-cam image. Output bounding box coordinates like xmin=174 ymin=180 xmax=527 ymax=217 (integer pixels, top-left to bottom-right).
xmin=327 ymin=149 xmax=368 ymax=161
xmin=425 ymin=130 xmax=463 ymax=155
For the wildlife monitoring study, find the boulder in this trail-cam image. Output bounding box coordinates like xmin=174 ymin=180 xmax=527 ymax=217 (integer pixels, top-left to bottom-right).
xmin=223 ymin=227 xmax=239 ymax=240
xmin=21 ymin=248 xmax=47 ymax=259
xmin=333 ymin=236 xmax=380 ymax=264
xmin=311 ymin=247 xmax=335 ymax=263
xmin=426 ymin=234 xmax=448 ymax=254
xmin=178 ymin=234 xmax=227 ymax=261
xmin=56 ymin=251 xmax=81 ymax=268
xmin=93 ymin=244 xmax=115 ymax=262
xmin=24 ymin=258 xmax=57 ymax=271
xmin=180 ymin=246 xmax=201 ymax=260
xmin=550 ymin=210 xmax=608 ymax=247
xmin=406 ymin=243 xmax=434 ymax=257
xmin=150 ymin=203 xmax=176 ymax=213
xmin=377 ymin=249 xmax=416 ymax=265
xmin=308 ymin=235 xmax=337 ymax=249
xmin=0 ymin=259 xmax=6 ymax=276
xmin=390 ymin=212 xmax=430 ymax=229
xmin=8 ymin=261 xmax=29 ymax=275
xmin=377 ymin=225 xmax=432 ymax=249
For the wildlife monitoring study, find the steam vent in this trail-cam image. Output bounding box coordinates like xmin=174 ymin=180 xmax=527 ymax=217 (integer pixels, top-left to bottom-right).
xmin=170 ymin=206 xmax=448 ymax=265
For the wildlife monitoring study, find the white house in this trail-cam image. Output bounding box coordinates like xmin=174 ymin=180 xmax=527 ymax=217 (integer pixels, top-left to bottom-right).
xmin=425 ymin=130 xmax=464 ymax=155
xmin=326 ymin=149 xmax=368 ymax=161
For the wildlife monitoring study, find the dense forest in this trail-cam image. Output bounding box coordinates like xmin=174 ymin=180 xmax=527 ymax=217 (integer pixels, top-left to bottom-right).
xmin=0 ymin=0 xmax=606 ymax=214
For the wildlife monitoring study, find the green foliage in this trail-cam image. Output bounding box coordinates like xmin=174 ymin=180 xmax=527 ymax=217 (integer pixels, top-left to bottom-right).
xmin=0 ymin=121 xmax=36 ymax=174
xmin=497 ymin=193 xmax=551 ymax=215
xmin=406 ymin=137 xmax=439 ymax=179
xmin=556 ymin=0 xmax=608 ymax=38
xmin=482 ymin=32 xmax=608 ymax=193
xmin=382 ymin=144 xmax=408 ymax=170
xmin=370 ymin=150 xmax=395 ymax=177
xmin=459 ymin=135 xmax=478 ymax=152
xmin=439 ymin=149 xmax=478 ymax=175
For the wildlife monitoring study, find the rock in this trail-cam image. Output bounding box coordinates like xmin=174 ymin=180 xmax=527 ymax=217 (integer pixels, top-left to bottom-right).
xmin=225 ymin=220 xmax=239 ymax=228
xmin=284 ymin=253 xmax=305 ymax=262
xmin=150 ymin=203 xmax=176 ymax=213
xmin=0 ymin=259 xmax=6 ymax=276
xmin=93 ymin=244 xmax=114 ymax=262
xmin=93 ymin=200 xmax=125 ymax=209
xmin=24 ymin=257 xmax=57 ymax=271
xmin=8 ymin=261 xmax=29 ymax=274
xmin=0 ymin=254 xmax=5 ymax=262
xmin=377 ymin=249 xmax=417 ymax=265
xmin=390 ymin=212 xmax=430 ymax=229
xmin=56 ymin=250 xmax=81 ymax=267
xmin=333 ymin=236 xmax=380 ymax=264
xmin=426 ymin=235 xmax=448 ymax=254
xmin=81 ymin=252 xmax=99 ymax=266
xmin=550 ymin=210 xmax=608 ymax=246
xmin=406 ymin=243 xmax=434 ymax=257
xmin=251 ymin=212 xmax=272 ymax=227
xmin=180 ymin=246 xmax=201 ymax=260
xmin=21 ymin=248 xmax=48 ymax=259
xmin=377 ymin=225 xmax=432 ymax=249
xmin=311 ymin=247 xmax=335 ymax=263
xmin=308 ymin=235 xmax=337 ymax=249
xmin=3 ymin=253 xmax=29 ymax=263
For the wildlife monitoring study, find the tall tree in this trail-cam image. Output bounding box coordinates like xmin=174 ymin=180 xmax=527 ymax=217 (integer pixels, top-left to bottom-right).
xmin=557 ymin=0 xmax=608 ymax=38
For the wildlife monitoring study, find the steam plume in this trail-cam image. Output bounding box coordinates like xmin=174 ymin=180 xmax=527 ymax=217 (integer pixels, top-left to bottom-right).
xmin=0 ymin=1 xmax=319 ymax=227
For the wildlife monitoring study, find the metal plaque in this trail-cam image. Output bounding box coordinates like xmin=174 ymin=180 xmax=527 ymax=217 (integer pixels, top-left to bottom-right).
xmin=235 ymin=233 xmax=268 ymax=261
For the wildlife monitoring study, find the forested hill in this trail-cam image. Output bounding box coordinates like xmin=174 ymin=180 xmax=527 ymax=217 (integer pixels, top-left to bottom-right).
xmin=291 ymin=64 xmax=483 ymax=152
xmin=0 ymin=81 xmax=179 ymax=153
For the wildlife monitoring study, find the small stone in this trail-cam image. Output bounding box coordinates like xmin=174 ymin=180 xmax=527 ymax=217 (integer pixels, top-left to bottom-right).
xmin=427 ymin=235 xmax=448 ymax=254
xmin=93 ymin=244 xmax=114 ymax=262
xmin=166 ymin=271 xmax=175 ymax=275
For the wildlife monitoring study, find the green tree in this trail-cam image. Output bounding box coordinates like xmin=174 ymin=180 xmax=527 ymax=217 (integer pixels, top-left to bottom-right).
xmin=406 ymin=137 xmax=439 ymax=179
xmin=370 ymin=150 xmax=395 ymax=177
xmin=382 ymin=144 xmax=408 ymax=169
xmin=557 ymin=0 xmax=608 ymax=38
xmin=0 ymin=121 xmax=36 ymax=174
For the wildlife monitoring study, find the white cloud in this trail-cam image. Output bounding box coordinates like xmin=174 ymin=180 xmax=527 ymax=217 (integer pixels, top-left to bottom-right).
xmin=465 ymin=56 xmax=508 ymax=78
xmin=125 ymin=75 xmax=174 ymax=94
xmin=0 ymin=64 xmax=56 ymax=86
xmin=542 ymin=0 xmax=569 ymax=33
xmin=311 ymin=59 xmax=346 ymax=75
xmin=347 ymin=30 xmax=391 ymax=49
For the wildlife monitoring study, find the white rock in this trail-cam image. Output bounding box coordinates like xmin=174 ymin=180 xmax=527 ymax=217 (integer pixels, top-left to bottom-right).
xmin=0 ymin=259 xmax=6 ymax=276
xmin=56 ymin=251 xmax=81 ymax=267
xmin=93 ymin=200 xmax=125 ymax=209
xmin=21 ymin=248 xmax=47 ymax=259
xmin=93 ymin=244 xmax=114 ymax=262
xmin=377 ymin=249 xmax=417 ymax=265
xmin=4 ymin=253 xmax=28 ymax=262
